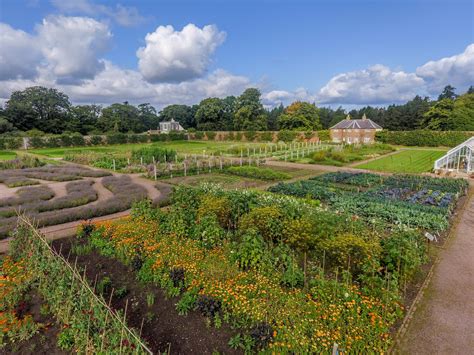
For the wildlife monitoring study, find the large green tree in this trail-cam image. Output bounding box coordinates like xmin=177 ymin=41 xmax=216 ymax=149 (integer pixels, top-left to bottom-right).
xmin=438 ymin=85 xmax=458 ymax=101
xmin=67 ymin=104 xmax=102 ymax=134
xmin=421 ymin=98 xmax=455 ymax=130
xmin=277 ymin=101 xmax=321 ymax=130
xmin=195 ymin=98 xmax=226 ymax=130
xmin=448 ymin=93 xmax=474 ymax=131
xmin=99 ymin=102 xmax=144 ymax=133
xmin=4 ymin=86 xmax=71 ymax=133
xmin=159 ymin=104 xmax=196 ymax=129
xmin=138 ymin=103 xmax=160 ymax=130
xmin=233 ymin=88 xmax=267 ymax=130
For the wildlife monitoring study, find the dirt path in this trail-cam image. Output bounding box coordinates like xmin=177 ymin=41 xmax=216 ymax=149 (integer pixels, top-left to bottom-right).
xmin=397 ymin=185 xmax=474 ymax=354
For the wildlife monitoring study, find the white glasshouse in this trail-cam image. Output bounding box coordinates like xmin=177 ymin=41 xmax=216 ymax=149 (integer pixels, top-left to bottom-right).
xmin=434 ymin=137 xmax=474 ymax=173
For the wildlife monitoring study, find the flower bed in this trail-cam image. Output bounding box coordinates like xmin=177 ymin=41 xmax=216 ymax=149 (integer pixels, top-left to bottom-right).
xmin=72 ymin=185 xmax=433 ymax=353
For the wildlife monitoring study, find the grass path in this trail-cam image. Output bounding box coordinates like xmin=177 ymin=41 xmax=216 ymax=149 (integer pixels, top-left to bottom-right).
xmin=397 ymin=184 xmax=474 ymax=353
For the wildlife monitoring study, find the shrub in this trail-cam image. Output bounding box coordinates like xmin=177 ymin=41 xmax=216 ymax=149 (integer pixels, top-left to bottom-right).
xmin=318 ymin=130 xmax=330 ymax=142
xmin=205 ymin=131 xmax=216 ymax=140
xmin=194 ymin=131 xmax=204 ymax=139
xmin=231 ymin=230 xmax=269 ymax=271
xmin=239 ymin=206 xmax=284 ymax=243
xmin=106 ymin=133 xmax=127 ymax=144
xmin=244 ymin=131 xmax=257 ymax=142
xmin=29 ymin=136 xmax=47 ymax=148
xmin=224 ymin=166 xmax=291 ymax=181
xmin=259 ymin=131 xmax=273 ymax=142
xmin=0 ymin=136 xmax=23 ymax=150
xmin=89 ymin=135 xmax=104 ymax=145
xmin=277 ymin=130 xmax=297 ymax=142
xmin=317 ymin=234 xmax=381 ymax=274
xmin=197 ymin=195 xmax=231 ymax=228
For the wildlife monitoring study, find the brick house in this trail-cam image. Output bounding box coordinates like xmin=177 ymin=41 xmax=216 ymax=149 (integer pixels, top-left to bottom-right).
xmin=329 ymin=114 xmax=383 ymax=144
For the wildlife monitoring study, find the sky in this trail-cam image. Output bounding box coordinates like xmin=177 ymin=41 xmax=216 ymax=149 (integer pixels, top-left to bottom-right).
xmin=0 ymin=0 xmax=473 ymax=109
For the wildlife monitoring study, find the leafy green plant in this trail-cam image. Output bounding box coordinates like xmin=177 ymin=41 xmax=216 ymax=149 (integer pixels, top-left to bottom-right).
xmin=176 ymin=290 xmax=198 ymax=315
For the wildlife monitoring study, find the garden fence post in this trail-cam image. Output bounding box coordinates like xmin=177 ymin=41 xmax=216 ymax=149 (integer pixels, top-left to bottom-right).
xmin=154 ymin=164 xmax=157 ymax=180
xmin=240 ymin=150 xmax=243 ymax=166
xmin=127 ymin=158 xmax=130 ymax=166
xmin=140 ymin=157 xmax=143 ymax=165
xmin=152 ymin=156 xmax=155 ymax=164
xmin=113 ymin=159 xmax=116 ymax=171
xmin=184 ymin=162 xmax=187 ymax=176
xmin=170 ymin=163 xmax=173 ymax=178
xmin=220 ymin=158 xmax=223 ymax=170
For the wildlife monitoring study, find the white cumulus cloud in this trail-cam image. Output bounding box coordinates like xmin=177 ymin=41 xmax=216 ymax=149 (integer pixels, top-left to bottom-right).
xmin=37 ymin=16 xmax=112 ymax=82
xmin=317 ymin=64 xmax=426 ymax=105
xmin=137 ymin=24 xmax=226 ymax=83
xmin=263 ymin=88 xmax=316 ymax=107
xmin=0 ymin=23 xmax=42 ymax=80
xmin=416 ymin=44 xmax=474 ymax=94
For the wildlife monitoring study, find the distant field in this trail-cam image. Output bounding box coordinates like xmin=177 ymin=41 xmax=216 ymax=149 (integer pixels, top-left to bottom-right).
xmin=355 ymin=149 xmax=446 ymax=173
xmin=0 ymin=151 xmax=16 ymax=160
xmin=27 ymin=140 xmax=271 ymax=158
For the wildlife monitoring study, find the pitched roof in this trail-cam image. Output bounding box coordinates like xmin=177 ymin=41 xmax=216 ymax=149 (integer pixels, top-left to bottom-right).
xmin=330 ymin=118 xmax=383 ymax=130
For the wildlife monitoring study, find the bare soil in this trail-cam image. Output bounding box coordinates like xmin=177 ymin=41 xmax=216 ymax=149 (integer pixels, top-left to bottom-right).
xmin=1 ymin=291 xmax=66 ymax=355
xmin=51 ymin=237 xmax=242 ymax=355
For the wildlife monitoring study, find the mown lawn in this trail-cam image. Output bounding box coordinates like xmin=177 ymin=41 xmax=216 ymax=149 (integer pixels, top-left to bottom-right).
xmin=355 ymin=149 xmax=446 ymax=173
xmin=27 ymin=140 xmax=271 ymax=158
xmin=0 ymin=151 xmax=16 ymax=160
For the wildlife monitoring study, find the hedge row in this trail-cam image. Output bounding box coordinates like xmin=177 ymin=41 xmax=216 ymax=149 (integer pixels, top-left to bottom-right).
xmin=376 ymin=130 xmax=474 ymax=147
xmin=11 ymin=131 xmax=188 ymax=149
xmin=0 ymin=136 xmax=23 ymax=150
xmin=189 ymin=130 xmax=328 ymax=142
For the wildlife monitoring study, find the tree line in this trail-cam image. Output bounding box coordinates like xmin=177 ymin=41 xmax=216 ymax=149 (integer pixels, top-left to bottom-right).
xmin=0 ymin=84 xmax=472 ymax=135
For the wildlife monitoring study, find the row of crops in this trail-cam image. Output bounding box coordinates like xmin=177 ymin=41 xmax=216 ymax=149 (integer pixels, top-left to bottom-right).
xmin=25 ymin=183 xmax=437 ymax=353
xmin=269 ymin=172 xmax=468 ymax=231
xmin=1 ymin=217 xmax=150 ymax=353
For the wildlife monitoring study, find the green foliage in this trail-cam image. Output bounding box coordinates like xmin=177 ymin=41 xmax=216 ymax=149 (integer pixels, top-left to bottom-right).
xmin=317 ymin=130 xmax=330 ymax=141
xmin=239 ymin=206 xmax=284 ymax=243
xmin=131 ymin=146 xmax=176 ymax=163
xmin=224 ymin=166 xmax=291 ymax=181
xmin=259 ymin=131 xmax=274 ymax=142
xmin=278 ymin=101 xmax=322 ymax=130
xmin=317 ymin=234 xmax=381 ymax=274
xmin=192 ymin=214 xmax=226 ymax=249
xmin=244 ymin=130 xmax=257 ymax=141
xmin=197 ymin=195 xmax=231 ymax=228
xmin=176 ymin=290 xmax=198 ymax=315
xmin=231 ymin=230 xmax=269 ymax=270
xmin=205 ymin=131 xmax=217 ymax=140
xmin=376 ymin=130 xmax=473 ymax=147
xmin=277 ymin=130 xmax=297 ymax=142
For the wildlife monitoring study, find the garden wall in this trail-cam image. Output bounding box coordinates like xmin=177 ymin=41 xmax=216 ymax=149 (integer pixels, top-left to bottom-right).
xmin=2 ymin=131 xmax=188 ymax=150
xmin=376 ymin=130 xmax=474 ymax=147
xmin=187 ymin=130 xmax=328 ymax=143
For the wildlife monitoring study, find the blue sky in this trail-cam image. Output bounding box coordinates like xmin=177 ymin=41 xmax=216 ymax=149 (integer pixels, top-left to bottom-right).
xmin=0 ymin=0 xmax=473 ymax=108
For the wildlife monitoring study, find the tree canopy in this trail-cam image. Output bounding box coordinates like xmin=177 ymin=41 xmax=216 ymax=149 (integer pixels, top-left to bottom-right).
xmin=0 ymin=84 xmax=472 ymax=135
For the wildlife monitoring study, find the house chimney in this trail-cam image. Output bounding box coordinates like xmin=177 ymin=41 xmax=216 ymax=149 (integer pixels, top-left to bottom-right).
xmin=362 ymin=113 xmax=367 ymax=120
xmin=346 ymin=114 xmax=351 ymax=120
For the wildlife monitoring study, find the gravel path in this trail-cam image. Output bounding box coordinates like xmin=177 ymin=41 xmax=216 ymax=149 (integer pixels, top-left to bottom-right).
xmin=397 ymin=184 xmax=474 ymax=354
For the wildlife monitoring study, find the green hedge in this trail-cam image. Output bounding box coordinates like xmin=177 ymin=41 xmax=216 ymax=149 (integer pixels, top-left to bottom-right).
xmin=376 ymin=130 xmax=474 ymax=147
xmin=0 ymin=136 xmax=23 ymax=150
